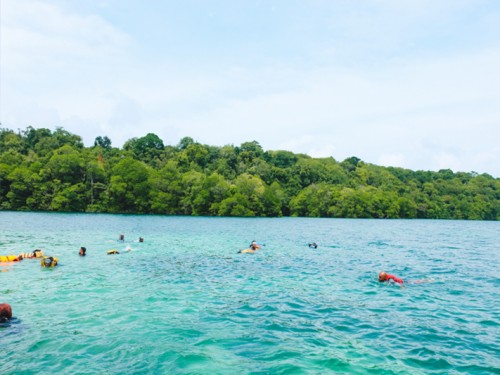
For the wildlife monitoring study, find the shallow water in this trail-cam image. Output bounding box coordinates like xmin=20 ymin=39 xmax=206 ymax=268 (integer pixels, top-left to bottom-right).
xmin=1 ymin=212 xmax=499 ymax=374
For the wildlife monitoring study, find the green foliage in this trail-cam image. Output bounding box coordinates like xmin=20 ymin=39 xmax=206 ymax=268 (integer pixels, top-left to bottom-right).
xmin=108 ymin=157 xmax=151 ymax=213
xmin=43 ymin=145 xmax=85 ymax=184
xmin=0 ymin=126 xmax=498 ymax=220
xmin=123 ymin=133 xmax=164 ymax=164
xmin=192 ymin=172 xmax=231 ymax=215
xmin=149 ymin=161 xmax=182 ymax=214
xmin=0 ymin=129 xmax=24 ymax=153
xmin=94 ymin=136 xmax=112 ymax=149
xmin=268 ymin=150 xmax=299 ymax=169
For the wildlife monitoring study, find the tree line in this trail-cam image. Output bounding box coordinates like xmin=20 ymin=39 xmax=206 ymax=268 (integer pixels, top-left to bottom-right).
xmin=0 ymin=126 xmax=498 ymax=220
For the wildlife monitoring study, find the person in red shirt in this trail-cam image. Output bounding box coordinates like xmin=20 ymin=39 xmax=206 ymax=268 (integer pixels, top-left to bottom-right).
xmin=378 ymin=271 xmax=404 ymax=285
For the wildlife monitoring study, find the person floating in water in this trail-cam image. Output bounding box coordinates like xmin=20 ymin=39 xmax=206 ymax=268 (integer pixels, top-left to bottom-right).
xmin=238 ymin=241 xmax=261 ymax=254
xmin=17 ymin=249 xmax=43 ymax=259
xmin=249 ymin=240 xmax=261 ymax=251
xmin=139 ymin=237 xmax=144 ymax=243
xmin=0 ymin=303 xmax=13 ymax=323
xmin=308 ymin=242 xmax=318 ymax=249
xmin=79 ymin=247 xmax=86 ymax=256
xmin=378 ymin=271 xmax=404 ymax=285
xmin=119 ymin=234 xmax=125 ymax=242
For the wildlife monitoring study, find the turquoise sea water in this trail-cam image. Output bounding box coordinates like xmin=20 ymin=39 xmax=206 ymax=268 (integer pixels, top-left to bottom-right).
xmin=0 ymin=212 xmax=499 ymax=374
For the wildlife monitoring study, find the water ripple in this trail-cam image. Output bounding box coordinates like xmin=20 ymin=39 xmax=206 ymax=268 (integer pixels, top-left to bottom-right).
xmin=1 ymin=213 xmax=499 ymax=374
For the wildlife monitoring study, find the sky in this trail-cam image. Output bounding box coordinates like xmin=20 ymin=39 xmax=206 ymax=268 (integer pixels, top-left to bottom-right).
xmin=1 ymin=0 xmax=499 ymax=176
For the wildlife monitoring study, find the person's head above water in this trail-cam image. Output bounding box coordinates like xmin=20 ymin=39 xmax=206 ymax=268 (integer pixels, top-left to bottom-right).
xmin=79 ymin=247 xmax=86 ymax=256
xmin=378 ymin=271 xmax=404 ymax=285
xmin=249 ymin=240 xmax=260 ymax=250
xmin=0 ymin=303 xmax=12 ymax=322
xmin=378 ymin=271 xmax=388 ymax=282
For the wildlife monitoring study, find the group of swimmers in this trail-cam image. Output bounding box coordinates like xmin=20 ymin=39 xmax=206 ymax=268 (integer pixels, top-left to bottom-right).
xmin=246 ymin=241 xmax=407 ymax=286
xmin=1 ymin=237 xmax=407 ymax=324
xmin=0 ymin=249 xmax=44 ymax=263
xmin=77 ymin=234 xmax=144 ymax=257
xmin=241 ymin=241 xmax=406 ymax=287
xmin=1 ymin=235 xmax=144 ymax=322
xmin=119 ymin=234 xmax=144 ymax=243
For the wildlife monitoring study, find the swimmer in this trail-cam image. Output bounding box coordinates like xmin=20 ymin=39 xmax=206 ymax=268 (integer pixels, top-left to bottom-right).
xmin=139 ymin=237 xmax=144 ymax=243
xmin=378 ymin=271 xmax=404 ymax=285
xmin=238 ymin=241 xmax=261 ymax=254
xmin=119 ymin=234 xmax=125 ymax=242
xmin=79 ymin=247 xmax=86 ymax=256
xmin=18 ymin=249 xmax=43 ymax=259
xmin=249 ymin=241 xmax=261 ymax=251
xmin=0 ymin=303 xmax=12 ymax=323
xmin=308 ymin=242 xmax=318 ymax=249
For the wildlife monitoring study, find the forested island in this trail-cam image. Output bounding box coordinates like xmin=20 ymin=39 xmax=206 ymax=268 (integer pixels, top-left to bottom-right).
xmin=0 ymin=126 xmax=498 ymax=220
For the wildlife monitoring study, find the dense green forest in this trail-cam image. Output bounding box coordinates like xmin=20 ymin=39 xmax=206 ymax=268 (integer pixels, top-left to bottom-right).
xmin=0 ymin=126 xmax=498 ymax=220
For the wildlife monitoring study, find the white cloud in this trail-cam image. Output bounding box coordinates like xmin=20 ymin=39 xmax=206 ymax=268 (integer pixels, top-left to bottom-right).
xmin=2 ymin=0 xmax=130 ymax=71
xmin=1 ymin=0 xmax=499 ymax=177
xmin=377 ymin=153 xmax=407 ymax=169
xmin=432 ymin=152 xmax=462 ymax=172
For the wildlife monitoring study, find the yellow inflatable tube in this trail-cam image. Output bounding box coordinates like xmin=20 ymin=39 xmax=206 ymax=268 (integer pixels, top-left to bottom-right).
xmin=238 ymin=249 xmax=256 ymax=254
xmin=0 ymin=255 xmax=22 ymax=262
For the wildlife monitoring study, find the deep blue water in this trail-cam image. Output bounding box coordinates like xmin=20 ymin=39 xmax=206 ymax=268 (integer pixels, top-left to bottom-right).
xmin=0 ymin=212 xmax=499 ymax=374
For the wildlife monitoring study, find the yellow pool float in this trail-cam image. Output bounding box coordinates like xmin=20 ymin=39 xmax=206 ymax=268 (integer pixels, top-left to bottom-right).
xmin=0 ymin=255 xmax=22 ymax=263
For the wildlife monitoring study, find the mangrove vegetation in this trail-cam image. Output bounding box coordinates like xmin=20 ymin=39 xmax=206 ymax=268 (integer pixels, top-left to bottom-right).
xmin=0 ymin=126 xmax=498 ymax=220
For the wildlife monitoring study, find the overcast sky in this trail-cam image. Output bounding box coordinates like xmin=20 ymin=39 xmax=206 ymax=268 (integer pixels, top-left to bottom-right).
xmin=1 ymin=0 xmax=499 ymax=176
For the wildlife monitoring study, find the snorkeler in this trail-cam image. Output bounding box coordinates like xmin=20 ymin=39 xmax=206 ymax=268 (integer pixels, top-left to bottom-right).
xmin=249 ymin=241 xmax=261 ymax=250
xmin=378 ymin=271 xmax=404 ymax=285
xmin=238 ymin=241 xmax=261 ymax=254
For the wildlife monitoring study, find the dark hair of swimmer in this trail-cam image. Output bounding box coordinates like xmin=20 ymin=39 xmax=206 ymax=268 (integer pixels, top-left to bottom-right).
xmin=79 ymin=247 xmax=86 ymax=256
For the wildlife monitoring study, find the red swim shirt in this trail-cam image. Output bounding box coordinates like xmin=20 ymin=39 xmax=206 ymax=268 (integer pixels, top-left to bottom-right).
xmin=387 ymin=274 xmax=404 ymax=284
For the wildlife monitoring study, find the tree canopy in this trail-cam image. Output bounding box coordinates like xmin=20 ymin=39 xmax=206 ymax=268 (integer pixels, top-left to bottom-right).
xmin=0 ymin=127 xmax=498 ymax=220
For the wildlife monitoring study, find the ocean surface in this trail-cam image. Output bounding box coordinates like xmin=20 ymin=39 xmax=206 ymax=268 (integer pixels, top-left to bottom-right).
xmin=0 ymin=212 xmax=498 ymax=374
